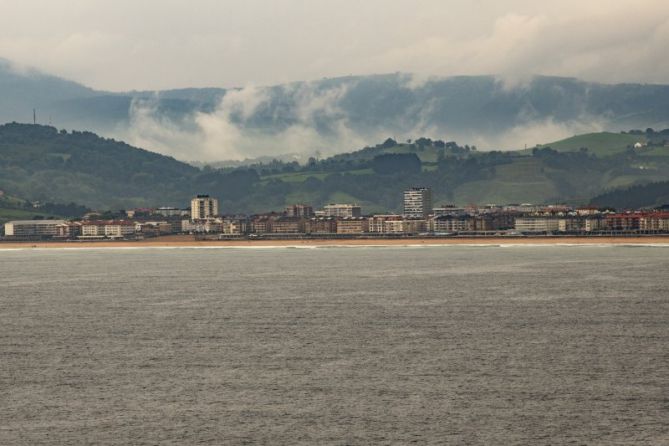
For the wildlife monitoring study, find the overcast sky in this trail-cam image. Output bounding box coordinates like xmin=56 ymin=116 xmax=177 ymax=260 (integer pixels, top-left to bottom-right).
xmin=1 ymin=0 xmax=668 ymax=91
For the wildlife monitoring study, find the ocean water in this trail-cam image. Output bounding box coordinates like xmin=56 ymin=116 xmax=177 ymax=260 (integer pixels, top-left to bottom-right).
xmin=1 ymin=245 xmax=668 ymax=445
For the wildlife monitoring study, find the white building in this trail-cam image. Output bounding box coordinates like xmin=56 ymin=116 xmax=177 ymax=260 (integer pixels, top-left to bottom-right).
xmin=403 ymin=187 xmax=432 ymax=218
xmin=155 ymin=207 xmax=188 ymax=218
xmin=80 ymin=221 xmax=136 ymax=238
xmin=104 ymin=222 xmax=136 ymax=238
xmin=514 ymin=217 xmax=560 ymax=233
xmin=191 ymin=195 xmax=219 ymax=220
xmin=323 ymin=203 xmax=362 ymax=218
xmin=4 ymin=220 xmax=66 ymax=237
xmin=368 ymin=215 xmax=404 ymax=233
xmin=182 ymin=218 xmax=223 ymax=233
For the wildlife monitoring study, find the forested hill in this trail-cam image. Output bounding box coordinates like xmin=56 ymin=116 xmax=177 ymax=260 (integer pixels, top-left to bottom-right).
xmin=0 ymin=123 xmax=198 ymax=209
xmin=2 ymin=123 xmax=669 ymax=212
xmin=590 ymin=181 xmax=669 ymax=209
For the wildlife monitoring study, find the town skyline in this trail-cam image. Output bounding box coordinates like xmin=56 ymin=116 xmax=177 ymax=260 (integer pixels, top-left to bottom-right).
xmin=5 ymin=187 xmax=669 ymax=241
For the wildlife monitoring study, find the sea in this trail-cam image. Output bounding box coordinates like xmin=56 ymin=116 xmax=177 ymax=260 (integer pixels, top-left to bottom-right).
xmin=1 ymin=245 xmax=668 ymax=445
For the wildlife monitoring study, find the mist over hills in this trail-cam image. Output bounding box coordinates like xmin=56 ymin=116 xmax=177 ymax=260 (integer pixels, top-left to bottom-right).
xmin=3 ymin=58 xmax=669 ymax=163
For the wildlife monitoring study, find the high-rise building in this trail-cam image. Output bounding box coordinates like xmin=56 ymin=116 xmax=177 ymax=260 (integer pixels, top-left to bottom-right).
xmin=323 ymin=203 xmax=362 ymax=218
xmin=190 ymin=195 xmax=219 ymax=220
xmin=403 ymin=187 xmax=432 ymax=218
xmin=285 ymin=204 xmax=314 ymax=218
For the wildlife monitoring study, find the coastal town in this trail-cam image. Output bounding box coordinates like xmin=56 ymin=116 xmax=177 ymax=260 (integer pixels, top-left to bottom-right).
xmin=2 ymin=187 xmax=669 ymax=241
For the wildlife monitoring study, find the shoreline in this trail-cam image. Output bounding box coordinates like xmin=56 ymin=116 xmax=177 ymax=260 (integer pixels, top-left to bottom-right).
xmin=2 ymin=235 xmax=669 ymax=249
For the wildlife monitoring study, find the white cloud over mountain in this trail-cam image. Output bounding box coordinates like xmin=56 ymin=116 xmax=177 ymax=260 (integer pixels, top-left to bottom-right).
xmin=0 ymin=0 xmax=667 ymax=90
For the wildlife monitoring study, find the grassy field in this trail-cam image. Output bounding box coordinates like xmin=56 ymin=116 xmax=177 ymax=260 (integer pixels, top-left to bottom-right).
xmin=637 ymin=145 xmax=669 ymax=157
xmin=536 ymin=132 xmax=645 ymax=157
xmin=380 ymin=144 xmax=441 ymax=162
xmin=262 ymin=168 xmax=373 ymax=183
xmin=453 ymin=159 xmax=559 ymax=204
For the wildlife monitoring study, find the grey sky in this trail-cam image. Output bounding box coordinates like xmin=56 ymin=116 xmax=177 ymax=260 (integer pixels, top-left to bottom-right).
xmin=1 ymin=0 xmax=668 ymax=90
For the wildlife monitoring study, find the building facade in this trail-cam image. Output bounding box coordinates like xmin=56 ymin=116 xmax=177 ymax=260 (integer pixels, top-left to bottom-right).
xmin=4 ymin=220 xmax=66 ymax=237
xmin=336 ymin=217 xmax=369 ymax=234
xmin=190 ymin=195 xmax=219 ymax=220
xmin=403 ymin=187 xmax=432 ymax=218
xmin=323 ymin=204 xmax=362 ymax=218
xmin=285 ymin=204 xmax=314 ymax=218
xmin=514 ymin=217 xmax=561 ymax=233
xmin=306 ymin=217 xmax=337 ymax=234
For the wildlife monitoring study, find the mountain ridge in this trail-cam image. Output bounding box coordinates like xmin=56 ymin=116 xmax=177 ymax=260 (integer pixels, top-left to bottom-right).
xmin=3 ymin=59 xmax=669 ymax=161
xmin=2 ymin=123 xmax=669 ymax=213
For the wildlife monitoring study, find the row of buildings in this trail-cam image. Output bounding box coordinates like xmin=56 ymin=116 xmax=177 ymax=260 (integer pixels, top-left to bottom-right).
xmin=3 ymin=189 xmax=669 ymax=239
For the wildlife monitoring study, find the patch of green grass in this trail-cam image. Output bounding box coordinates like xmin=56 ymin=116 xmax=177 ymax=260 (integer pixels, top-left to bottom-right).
xmin=536 ymin=132 xmax=645 ymax=157
xmin=262 ymin=168 xmax=373 ymax=184
xmin=344 ymin=168 xmax=374 ymax=175
xmin=454 ymin=180 xmax=558 ymax=205
xmin=637 ymin=145 xmax=669 ymax=157
xmin=453 ymin=158 xmax=558 ymax=204
xmin=0 ymin=207 xmax=53 ymax=225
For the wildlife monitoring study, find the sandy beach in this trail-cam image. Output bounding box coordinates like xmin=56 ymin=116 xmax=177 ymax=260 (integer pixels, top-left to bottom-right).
xmin=2 ymin=234 xmax=669 ymax=249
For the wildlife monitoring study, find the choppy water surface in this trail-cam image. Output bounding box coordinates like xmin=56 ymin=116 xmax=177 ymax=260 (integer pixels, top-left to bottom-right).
xmin=1 ymin=246 xmax=668 ymax=445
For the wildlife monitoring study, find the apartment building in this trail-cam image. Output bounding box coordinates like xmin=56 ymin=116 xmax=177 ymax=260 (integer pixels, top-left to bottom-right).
xmin=336 ymin=217 xmax=369 ymax=234
xmin=403 ymin=187 xmax=432 ymax=218
xmin=4 ymin=220 xmax=66 ymax=237
xmin=323 ymin=203 xmax=362 ymax=218
xmin=639 ymin=213 xmax=669 ymax=231
xmin=271 ymin=217 xmax=305 ymax=234
xmin=605 ymin=213 xmax=641 ymax=231
xmin=154 ymin=207 xmax=189 ymax=218
xmin=285 ymin=204 xmax=314 ymax=218
xmin=430 ymin=215 xmax=474 ymax=233
xmin=80 ymin=221 xmax=136 ymax=238
xmin=306 ymin=217 xmax=337 ymax=234
xmin=368 ymin=215 xmax=404 ymax=233
xmin=190 ymin=195 xmax=219 ymax=220
xmin=514 ymin=217 xmax=561 ymax=233
xmin=222 ymin=218 xmax=247 ymax=235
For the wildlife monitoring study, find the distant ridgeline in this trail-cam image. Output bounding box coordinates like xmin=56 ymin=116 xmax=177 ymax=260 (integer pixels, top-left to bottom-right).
xmin=1 ymin=123 xmax=669 ymax=213
xmin=6 ymin=62 xmax=669 ymax=146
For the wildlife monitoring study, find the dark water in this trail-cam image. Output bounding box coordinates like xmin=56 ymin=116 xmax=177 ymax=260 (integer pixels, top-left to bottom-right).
xmin=1 ymin=245 xmax=668 ymax=445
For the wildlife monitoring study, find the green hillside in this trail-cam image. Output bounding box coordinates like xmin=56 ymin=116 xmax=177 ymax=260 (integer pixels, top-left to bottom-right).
xmin=0 ymin=194 xmax=74 ymax=225
xmin=536 ymin=132 xmax=646 ymax=157
xmin=2 ymin=123 xmax=669 ymax=213
xmin=0 ymin=123 xmax=198 ymax=209
xmin=590 ymin=181 xmax=669 ymax=209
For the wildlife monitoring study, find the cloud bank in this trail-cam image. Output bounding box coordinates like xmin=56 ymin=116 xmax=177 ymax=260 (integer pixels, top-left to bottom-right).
xmin=122 ymin=75 xmax=617 ymax=162
xmin=0 ymin=1 xmax=668 ymax=90
xmin=125 ymin=81 xmax=378 ymax=161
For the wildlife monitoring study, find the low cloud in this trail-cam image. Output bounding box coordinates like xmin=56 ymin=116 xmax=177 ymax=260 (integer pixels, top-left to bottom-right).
xmin=125 ymin=81 xmax=378 ymax=162
xmin=123 ymin=75 xmax=621 ymax=162
xmin=471 ymin=119 xmax=606 ymax=151
xmin=2 ymin=1 xmax=668 ymax=90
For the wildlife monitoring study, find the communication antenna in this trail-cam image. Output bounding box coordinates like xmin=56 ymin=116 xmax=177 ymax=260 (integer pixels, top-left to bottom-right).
xmin=33 ymin=109 xmax=36 ymax=125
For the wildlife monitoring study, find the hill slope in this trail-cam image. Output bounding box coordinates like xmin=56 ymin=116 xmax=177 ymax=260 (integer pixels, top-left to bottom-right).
xmin=590 ymin=181 xmax=669 ymax=209
xmin=536 ymin=132 xmax=646 ymax=157
xmin=4 ymin=124 xmax=669 ymax=212
xmin=0 ymin=123 xmax=198 ymax=209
